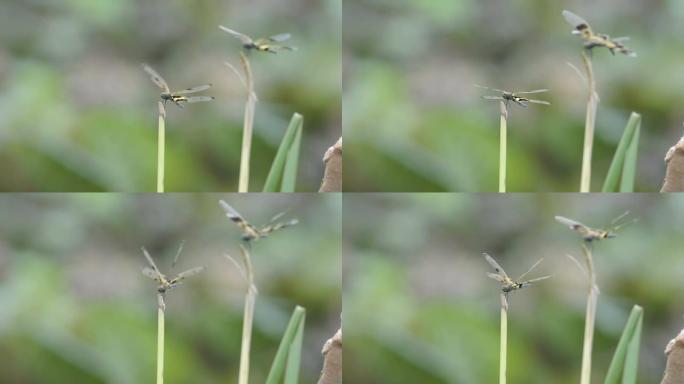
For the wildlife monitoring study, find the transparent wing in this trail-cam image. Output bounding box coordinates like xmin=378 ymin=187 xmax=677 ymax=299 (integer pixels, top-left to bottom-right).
xmin=185 ymin=96 xmax=215 ymax=103
xmin=562 ymin=10 xmax=590 ymax=29
xmin=171 ymin=241 xmax=185 ymax=270
xmin=219 ymin=200 xmax=244 ymax=221
xmin=554 ymin=215 xmax=586 ymax=229
xmin=487 ymin=272 xmax=505 ymax=282
xmin=141 ymin=247 xmax=163 ymax=278
xmin=522 ymin=275 xmax=552 ymax=285
xmin=483 ymin=253 xmax=509 ymax=279
xmin=515 ymin=89 xmax=549 ymax=94
xmin=518 ymin=258 xmax=544 ymax=281
xmin=474 ymin=84 xmax=508 ymax=94
xmin=142 ymin=64 xmax=170 ymax=93
xmin=526 ymin=99 xmax=551 ymax=105
xmin=260 ymin=218 xmax=299 ymax=235
xmin=511 ymin=98 xmax=529 ymax=108
xmin=172 ymin=266 xmax=206 ymax=282
xmin=482 ymin=96 xmax=505 ymax=101
xmin=611 ymin=36 xmax=631 ymax=43
xmin=268 ymin=33 xmax=291 ymax=42
xmin=219 ymin=25 xmax=253 ymax=44
xmin=609 ymin=211 xmax=631 ymax=226
xmin=142 ymin=267 xmax=162 ymax=281
xmin=610 ymin=211 xmax=637 ymax=231
xmin=173 ymin=84 xmax=212 ymax=95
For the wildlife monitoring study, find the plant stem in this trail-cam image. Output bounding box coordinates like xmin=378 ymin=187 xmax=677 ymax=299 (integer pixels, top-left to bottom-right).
xmin=499 ymin=101 xmax=508 ymax=193
xmin=238 ymin=52 xmax=256 ymax=193
xmin=580 ymin=50 xmax=598 ymax=193
xmin=156 ymin=294 xmax=165 ymax=384
xmin=157 ymin=102 xmax=166 ymax=193
xmin=499 ymin=293 xmax=508 ymax=384
xmin=238 ymin=244 xmax=257 ymax=384
xmin=580 ymin=242 xmax=598 ymax=384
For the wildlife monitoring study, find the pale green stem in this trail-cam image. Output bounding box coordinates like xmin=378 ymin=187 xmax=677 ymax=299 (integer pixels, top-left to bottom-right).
xmin=238 ymin=245 xmax=257 ymax=384
xmin=157 ymin=102 xmax=166 ymax=193
xmin=156 ymin=295 xmax=165 ymax=384
xmin=580 ymin=50 xmax=598 ymax=193
xmin=238 ymin=52 xmax=256 ymax=193
xmin=499 ymin=101 xmax=508 ymax=193
xmin=499 ymin=293 xmax=508 ymax=384
xmin=580 ymin=242 xmax=598 ymax=384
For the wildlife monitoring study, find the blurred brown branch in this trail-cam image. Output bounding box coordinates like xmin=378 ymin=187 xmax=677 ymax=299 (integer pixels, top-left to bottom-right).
xmin=317 ymin=327 xmax=342 ymax=384
xmin=661 ymin=131 xmax=684 ymax=192
xmin=319 ymin=137 xmax=342 ymax=192
xmin=661 ymin=328 xmax=684 ymax=384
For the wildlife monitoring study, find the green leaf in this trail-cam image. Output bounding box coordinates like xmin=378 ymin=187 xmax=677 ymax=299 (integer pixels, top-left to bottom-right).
xmin=280 ymin=118 xmax=303 ymax=192
xmin=263 ymin=113 xmax=304 ymax=192
xmin=265 ymin=306 xmax=306 ymax=384
xmin=619 ymin=122 xmax=640 ymax=192
xmin=601 ymin=113 xmax=641 ymax=192
xmin=603 ymin=305 xmax=643 ymax=384
xmin=284 ymin=311 xmax=305 ymax=384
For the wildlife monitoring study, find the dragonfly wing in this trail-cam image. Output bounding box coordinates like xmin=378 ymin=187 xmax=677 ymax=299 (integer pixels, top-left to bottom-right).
xmin=562 ymin=10 xmax=591 ymax=31
xmin=260 ymin=218 xmax=299 ymax=235
xmin=141 ymin=247 xmax=163 ymax=277
xmin=487 ymin=272 xmax=504 ymax=282
xmin=219 ymin=200 xmax=256 ymax=234
xmin=185 ymin=96 xmax=215 ymax=103
xmin=171 ymin=241 xmax=185 ymax=270
xmin=527 ymin=99 xmax=551 ymax=105
xmin=523 ymin=275 xmax=552 ymax=284
xmin=170 ymin=266 xmax=206 ymax=283
xmin=612 ymin=36 xmax=631 ymax=42
xmin=173 ymin=84 xmax=212 ymax=95
xmin=554 ymin=215 xmax=586 ymax=230
xmin=482 ymin=96 xmax=504 ymax=101
xmin=142 ymin=267 xmax=162 ymax=281
xmin=219 ymin=25 xmax=253 ymax=44
xmin=517 ymin=258 xmax=544 ymax=281
xmin=268 ymin=33 xmax=291 ymax=42
xmin=483 ymin=253 xmax=509 ymax=279
xmin=515 ymin=89 xmax=549 ymax=94
xmin=142 ymin=64 xmax=170 ymax=93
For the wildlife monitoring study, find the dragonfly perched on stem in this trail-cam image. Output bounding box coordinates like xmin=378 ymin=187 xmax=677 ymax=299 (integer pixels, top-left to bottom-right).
xmin=555 ymin=211 xmax=636 ymax=243
xmin=562 ymin=10 xmax=636 ymax=57
xmin=141 ymin=244 xmax=206 ymax=310
xmin=219 ymin=200 xmax=298 ymax=244
xmin=142 ymin=64 xmax=214 ymax=109
xmin=483 ymin=253 xmax=551 ymax=308
xmin=219 ymin=26 xmax=296 ymax=54
xmin=474 ymin=84 xmax=551 ymax=109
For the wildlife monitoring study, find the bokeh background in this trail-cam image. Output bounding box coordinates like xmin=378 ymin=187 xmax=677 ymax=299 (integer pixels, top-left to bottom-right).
xmin=344 ymin=193 xmax=684 ymax=383
xmin=344 ymin=0 xmax=684 ymax=191
xmin=0 ymin=193 xmax=341 ymax=383
xmin=0 ymin=0 xmax=341 ymax=191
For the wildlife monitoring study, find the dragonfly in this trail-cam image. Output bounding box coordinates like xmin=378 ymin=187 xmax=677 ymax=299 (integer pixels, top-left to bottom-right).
xmin=562 ymin=10 xmax=637 ymax=57
xmin=483 ymin=253 xmax=551 ymax=306
xmin=142 ymin=64 xmax=214 ymax=109
xmin=219 ymin=25 xmax=296 ymax=54
xmin=474 ymin=84 xmax=551 ymax=108
xmin=219 ymin=200 xmax=298 ymax=243
xmin=141 ymin=245 xmax=206 ymax=309
xmin=555 ymin=211 xmax=636 ymax=243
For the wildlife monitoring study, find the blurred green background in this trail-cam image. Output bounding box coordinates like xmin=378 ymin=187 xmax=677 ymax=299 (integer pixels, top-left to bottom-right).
xmin=0 ymin=0 xmax=341 ymax=191
xmin=0 ymin=193 xmax=341 ymax=383
xmin=344 ymin=193 xmax=684 ymax=383
xmin=344 ymin=0 xmax=684 ymax=191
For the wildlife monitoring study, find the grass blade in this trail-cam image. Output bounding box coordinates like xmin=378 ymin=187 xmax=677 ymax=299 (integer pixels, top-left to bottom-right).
xmin=284 ymin=311 xmax=305 ymax=384
xmin=266 ymin=306 xmax=306 ymax=384
xmin=499 ymin=101 xmax=508 ymax=193
xmin=280 ymin=118 xmax=303 ymax=192
xmin=601 ymin=112 xmax=641 ymax=192
xmin=603 ymin=305 xmax=643 ymax=384
xmin=263 ymin=113 xmax=303 ymax=192
xmin=620 ymin=118 xmax=641 ymax=192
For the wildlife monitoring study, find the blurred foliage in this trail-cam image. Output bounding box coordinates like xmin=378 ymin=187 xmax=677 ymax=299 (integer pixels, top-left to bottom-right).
xmin=0 ymin=193 xmax=341 ymax=383
xmin=343 ymin=194 xmax=684 ymax=383
xmin=0 ymin=0 xmax=341 ymax=191
xmin=344 ymin=0 xmax=684 ymax=191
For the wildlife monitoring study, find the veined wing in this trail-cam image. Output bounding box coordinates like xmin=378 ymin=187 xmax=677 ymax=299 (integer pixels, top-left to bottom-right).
xmin=562 ymin=10 xmax=592 ymax=32
xmin=219 ymin=25 xmax=253 ymax=44
xmin=612 ymin=36 xmax=631 ymax=43
xmin=259 ymin=218 xmax=299 ymax=235
xmin=142 ymin=266 xmax=163 ymax=281
xmin=142 ymin=64 xmax=170 ymax=93
xmin=185 ymin=96 xmax=215 ymax=103
xmin=515 ymin=89 xmax=549 ymax=95
xmin=267 ymin=33 xmax=291 ymax=42
xmin=168 ymin=266 xmax=206 ymax=284
xmin=142 ymin=247 xmax=164 ymax=279
xmin=526 ymin=99 xmax=551 ymax=105
xmin=517 ymin=258 xmax=544 ymax=281
xmin=483 ymin=253 xmax=509 ymax=280
xmin=487 ymin=272 xmax=505 ymax=283
xmin=219 ymin=200 xmax=259 ymax=233
xmin=554 ymin=215 xmax=588 ymax=230
xmin=482 ymin=96 xmax=505 ymax=101
xmin=610 ymin=211 xmax=637 ymax=231
xmin=521 ymin=275 xmax=552 ymax=286
xmin=173 ymin=84 xmax=212 ymax=95
xmin=474 ymin=84 xmax=508 ymax=94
